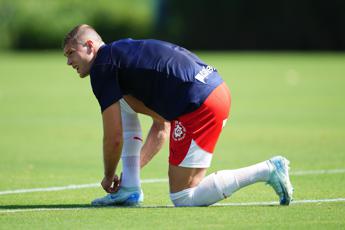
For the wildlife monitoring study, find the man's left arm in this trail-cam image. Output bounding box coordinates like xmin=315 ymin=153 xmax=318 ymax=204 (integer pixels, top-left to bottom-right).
xmin=140 ymin=120 xmax=170 ymax=168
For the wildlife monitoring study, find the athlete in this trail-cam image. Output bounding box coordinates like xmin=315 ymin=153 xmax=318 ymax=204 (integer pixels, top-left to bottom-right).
xmin=63 ymin=24 xmax=293 ymax=207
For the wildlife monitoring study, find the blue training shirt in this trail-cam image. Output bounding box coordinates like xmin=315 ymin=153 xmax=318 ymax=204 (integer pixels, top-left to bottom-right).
xmin=90 ymin=39 xmax=223 ymax=121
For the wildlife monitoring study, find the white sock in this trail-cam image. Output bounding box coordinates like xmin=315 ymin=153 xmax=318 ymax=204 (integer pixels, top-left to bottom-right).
xmin=120 ymin=131 xmax=142 ymax=188
xmin=121 ymin=155 xmax=140 ymax=188
xmin=119 ymin=99 xmax=142 ymax=188
xmin=170 ymin=160 xmax=272 ymax=206
xmin=227 ymin=161 xmax=273 ymax=189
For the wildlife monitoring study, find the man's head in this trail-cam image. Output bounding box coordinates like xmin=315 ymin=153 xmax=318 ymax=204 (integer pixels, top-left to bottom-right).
xmin=63 ymin=24 xmax=104 ymax=78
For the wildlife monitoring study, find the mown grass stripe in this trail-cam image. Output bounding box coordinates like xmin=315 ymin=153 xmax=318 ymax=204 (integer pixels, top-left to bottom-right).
xmin=1 ymin=198 xmax=345 ymax=213
xmin=1 ymin=168 xmax=344 ymax=196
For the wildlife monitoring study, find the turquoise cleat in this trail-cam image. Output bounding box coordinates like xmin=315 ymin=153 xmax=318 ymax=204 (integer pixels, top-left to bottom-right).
xmin=267 ymin=156 xmax=294 ymax=205
xmin=91 ymin=187 xmax=144 ymax=206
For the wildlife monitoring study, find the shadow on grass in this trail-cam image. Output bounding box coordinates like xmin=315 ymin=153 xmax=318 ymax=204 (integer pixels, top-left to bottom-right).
xmin=0 ymin=204 xmax=174 ymax=211
xmin=0 ymin=203 xmax=278 ymax=211
xmin=0 ymin=204 xmax=92 ymax=210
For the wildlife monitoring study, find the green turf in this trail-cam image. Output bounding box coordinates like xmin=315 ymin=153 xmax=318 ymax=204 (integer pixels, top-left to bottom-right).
xmin=0 ymin=51 xmax=345 ymax=229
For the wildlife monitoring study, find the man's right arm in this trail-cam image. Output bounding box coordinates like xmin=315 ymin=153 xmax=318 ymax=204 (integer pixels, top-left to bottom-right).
xmin=101 ymin=102 xmax=123 ymax=192
xmin=140 ymin=120 xmax=170 ymax=168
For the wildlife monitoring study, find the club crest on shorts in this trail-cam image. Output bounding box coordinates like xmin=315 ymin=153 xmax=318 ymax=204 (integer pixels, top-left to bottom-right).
xmin=173 ymin=121 xmax=186 ymax=141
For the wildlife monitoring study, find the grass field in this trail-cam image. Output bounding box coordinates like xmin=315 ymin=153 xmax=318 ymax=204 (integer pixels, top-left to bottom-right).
xmin=0 ymin=51 xmax=345 ymax=229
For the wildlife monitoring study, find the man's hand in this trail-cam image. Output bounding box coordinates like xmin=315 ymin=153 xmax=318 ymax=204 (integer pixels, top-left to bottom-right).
xmin=101 ymin=174 xmax=121 ymax=193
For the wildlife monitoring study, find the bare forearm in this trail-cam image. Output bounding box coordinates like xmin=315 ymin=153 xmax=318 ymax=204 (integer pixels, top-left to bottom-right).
xmin=140 ymin=121 xmax=170 ymax=168
xmin=140 ymin=134 xmax=164 ymax=168
xmin=103 ymin=139 xmax=123 ymax=179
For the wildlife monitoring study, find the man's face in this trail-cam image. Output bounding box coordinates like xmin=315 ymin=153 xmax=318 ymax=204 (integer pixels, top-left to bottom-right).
xmin=64 ymin=41 xmax=94 ymax=78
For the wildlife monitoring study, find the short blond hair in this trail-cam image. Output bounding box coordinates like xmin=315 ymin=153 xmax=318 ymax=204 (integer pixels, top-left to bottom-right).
xmin=63 ymin=24 xmax=103 ymax=48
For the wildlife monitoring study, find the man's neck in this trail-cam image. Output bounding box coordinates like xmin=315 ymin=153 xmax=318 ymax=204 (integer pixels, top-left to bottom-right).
xmin=90 ymin=42 xmax=105 ymax=66
xmin=94 ymin=42 xmax=105 ymax=54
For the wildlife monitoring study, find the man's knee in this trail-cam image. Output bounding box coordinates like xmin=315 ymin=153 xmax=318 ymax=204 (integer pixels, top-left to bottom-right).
xmin=169 ymin=165 xmax=207 ymax=193
xmin=170 ymin=188 xmax=196 ymax=207
xmin=170 ymin=171 xmax=238 ymax=207
xmin=169 ymin=172 xmax=219 ymax=207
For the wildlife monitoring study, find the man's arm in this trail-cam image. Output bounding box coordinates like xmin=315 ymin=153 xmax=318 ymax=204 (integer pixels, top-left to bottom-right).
xmin=101 ymin=102 xmax=123 ymax=193
xmin=140 ymin=120 xmax=170 ymax=168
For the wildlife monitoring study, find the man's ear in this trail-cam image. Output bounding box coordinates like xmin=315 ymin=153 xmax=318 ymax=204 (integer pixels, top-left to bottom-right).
xmin=85 ymin=40 xmax=93 ymax=47
xmin=85 ymin=40 xmax=94 ymax=53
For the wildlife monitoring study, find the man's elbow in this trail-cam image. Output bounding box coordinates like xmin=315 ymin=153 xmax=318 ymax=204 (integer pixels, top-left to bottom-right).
xmin=162 ymin=122 xmax=170 ymax=136
xmin=153 ymin=121 xmax=170 ymax=140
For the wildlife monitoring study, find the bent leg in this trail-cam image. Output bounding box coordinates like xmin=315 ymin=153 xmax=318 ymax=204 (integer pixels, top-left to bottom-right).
xmin=169 ymin=160 xmax=273 ymax=207
xmin=168 ymin=83 xmax=293 ymax=206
